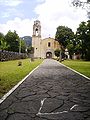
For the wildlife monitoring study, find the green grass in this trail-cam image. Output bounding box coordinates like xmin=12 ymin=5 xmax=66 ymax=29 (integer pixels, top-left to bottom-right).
xmin=62 ymin=60 xmax=90 ymax=78
xmin=0 ymin=59 xmax=43 ymax=97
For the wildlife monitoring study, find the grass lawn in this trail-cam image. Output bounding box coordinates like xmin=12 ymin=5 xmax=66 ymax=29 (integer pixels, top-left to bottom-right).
xmin=0 ymin=58 xmax=43 ymax=97
xmin=62 ymin=60 xmax=90 ymax=78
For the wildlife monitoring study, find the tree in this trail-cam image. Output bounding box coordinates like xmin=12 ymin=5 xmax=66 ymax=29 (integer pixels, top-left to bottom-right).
xmin=0 ymin=32 xmax=4 ymax=46
xmin=71 ymin=0 xmax=90 ymax=18
xmin=27 ymin=46 xmax=34 ymax=54
xmin=66 ymin=40 xmax=75 ymax=59
xmin=55 ymin=26 xmax=74 ymax=48
xmin=74 ymin=37 xmax=82 ymax=55
xmin=76 ymin=20 xmax=90 ymax=60
xmin=76 ymin=21 xmax=87 ymax=59
xmin=21 ymin=39 xmax=26 ymax=53
xmin=0 ymin=32 xmax=9 ymax=51
xmin=55 ymin=26 xmax=74 ymax=59
xmin=0 ymin=40 xmax=9 ymax=51
xmin=5 ymin=30 xmax=19 ymax=52
xmin=85 ymin=20 xmax=90 ymax=60
xmin=54 ymin=49 xmax=60 ymax=58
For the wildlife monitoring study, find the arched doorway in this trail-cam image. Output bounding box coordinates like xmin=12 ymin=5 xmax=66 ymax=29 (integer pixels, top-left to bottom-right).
xmin=46 ymin=52 xmax=52 ymax=58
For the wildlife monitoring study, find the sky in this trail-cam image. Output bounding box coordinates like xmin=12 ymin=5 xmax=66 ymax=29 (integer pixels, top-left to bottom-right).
xmin=0 ymin=0 xmax=88 ymax=38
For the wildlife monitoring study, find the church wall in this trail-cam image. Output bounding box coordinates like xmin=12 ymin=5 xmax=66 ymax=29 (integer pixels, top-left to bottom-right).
xmin=40 ymin=37 xmax=60 ymax=58
xmin=32 ymin=36 xmax=41 ymax=58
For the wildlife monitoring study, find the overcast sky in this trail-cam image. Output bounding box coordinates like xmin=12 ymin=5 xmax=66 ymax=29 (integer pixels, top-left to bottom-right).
xmin=0 ymin=0 xmax=88 ymax=38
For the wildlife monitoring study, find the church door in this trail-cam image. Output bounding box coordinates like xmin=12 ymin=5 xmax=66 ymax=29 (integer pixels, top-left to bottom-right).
xmin=46 ymin=52 xmax=52 ymax=58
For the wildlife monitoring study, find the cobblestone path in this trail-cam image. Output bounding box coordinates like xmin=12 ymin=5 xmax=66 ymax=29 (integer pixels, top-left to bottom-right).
xmin=0 ymin=59 xmax=90 ymax=120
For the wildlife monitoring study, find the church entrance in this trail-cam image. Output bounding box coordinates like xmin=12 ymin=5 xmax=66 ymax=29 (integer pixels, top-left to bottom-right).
xmin=46 ymin=52 xmax=52 ymax=58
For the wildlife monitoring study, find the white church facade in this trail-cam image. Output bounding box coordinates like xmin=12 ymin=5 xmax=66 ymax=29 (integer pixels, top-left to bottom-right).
xmin=32 ymin=20 xmax=61 ymax=58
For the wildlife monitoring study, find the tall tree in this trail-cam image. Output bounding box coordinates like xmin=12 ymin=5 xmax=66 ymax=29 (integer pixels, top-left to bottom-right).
xmin=85 ymin=20 xmax=90 ymax=60
xmin=76 ymin=20 xmax=90 ymax=60
xmin=55 ymin=26 xmax=74 ymax=58
xmin=0 ymin=32 xmax=9 ymax=51
xmin=21 ymin=39 xmax=27 ymax=53
xmin=0 ymin=32 xmax=4 ymax=46
xmin=66 ymin=39 xmax=75 ymax=59
xmin=5 ymin=30 xmax=19 ymax=52
xmin=55 ymin=26 xmax=74 ymax=47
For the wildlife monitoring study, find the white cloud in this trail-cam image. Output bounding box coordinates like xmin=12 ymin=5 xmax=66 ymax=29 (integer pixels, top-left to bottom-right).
xmin=2 ymin=12 xmax=10 ymax=18
xmin=36 ymin=0 xmax=45 ymax=3
xmin=35 ymin=0 xmax=88 ymax=38
xmin=1 ymin=8 xmax=24 ymax=18
xmin=0 ymin=17 xmax=34 ymax=37
xmin=0 ymin=0 xmax=24 ymax=20
xmin=0 ymin=0 xmax=88 ymax=38
xmin=0 ymin=0 xmax=23 ymax=7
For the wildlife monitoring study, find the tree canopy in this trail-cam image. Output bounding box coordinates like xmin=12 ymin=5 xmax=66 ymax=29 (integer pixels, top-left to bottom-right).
xmin=0 ymin=30 xmax=27 ymax=53
xmin=55 ymin=26 xmax=74 ymax=48
xmin=76 ymin=20 xmax=90 ymax=60
xmin=55 ymin=20 xmax=90 ymax=60
xmin=0 ymin=33 xmax=9 ymax=51
xmin=55 ymin=26 xmax=75 ymax=58
xmin=4 ymin=30 xmax=19 ymax=52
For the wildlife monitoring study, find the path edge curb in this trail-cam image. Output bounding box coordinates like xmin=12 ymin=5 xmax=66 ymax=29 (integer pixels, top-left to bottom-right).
xmin=0 ymin=62 xmax=43 ymax=104
xmin=59 ymin=62 xmax=90 ymax=80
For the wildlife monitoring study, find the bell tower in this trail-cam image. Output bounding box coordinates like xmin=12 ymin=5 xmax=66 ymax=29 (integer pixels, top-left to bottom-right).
xmin=32 ymin=20 xmax=41 ymax=58
xmin=33 ymin=20 xmax=41 ymax=37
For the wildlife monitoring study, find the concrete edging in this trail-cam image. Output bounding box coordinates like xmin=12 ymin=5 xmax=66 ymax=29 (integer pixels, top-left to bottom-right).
xmin=0 ymin=63 xmax=42 ymax=104
xmin=59 ymin=62 xmax=90 ymax=80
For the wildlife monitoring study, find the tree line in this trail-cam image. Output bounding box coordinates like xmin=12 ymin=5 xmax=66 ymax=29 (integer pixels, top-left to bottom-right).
xmin=55 ymin=20 xmax=90 ymax=61
xmin=0 ymin=30 xmax=33 ymax=54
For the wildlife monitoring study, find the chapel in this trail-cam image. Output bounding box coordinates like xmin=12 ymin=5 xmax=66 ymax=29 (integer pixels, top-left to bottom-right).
xmin=32 ymin=20 xmax=61 ymax=58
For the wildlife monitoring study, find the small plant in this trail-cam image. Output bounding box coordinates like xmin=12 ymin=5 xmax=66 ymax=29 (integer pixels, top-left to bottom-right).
xmin=18 ymin=61 xmax=22 ymax=66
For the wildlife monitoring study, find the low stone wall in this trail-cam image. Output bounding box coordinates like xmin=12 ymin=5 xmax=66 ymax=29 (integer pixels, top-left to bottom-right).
xmin=0 ymin=50 xmax=28 ymax=61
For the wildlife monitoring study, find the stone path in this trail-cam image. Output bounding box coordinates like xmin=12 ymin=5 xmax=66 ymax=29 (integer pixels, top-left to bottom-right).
xmin=0 ymin=59 xmax=90 ymax=120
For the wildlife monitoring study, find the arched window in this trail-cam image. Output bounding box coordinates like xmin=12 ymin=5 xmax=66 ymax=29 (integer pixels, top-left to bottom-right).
xmin=48 ymin=42 xmax=51 ymax=47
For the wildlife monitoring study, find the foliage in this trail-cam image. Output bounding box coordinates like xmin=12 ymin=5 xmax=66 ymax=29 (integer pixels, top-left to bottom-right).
xmin=55 ymin=26 xmax=74 ymax=48
xmin=0 ymin=32 xmax=9 ymax=51
xmin=0 ymin=40 xmax=9 ymax=51
xmin=54 ymin=49 xmax=60 ymax=58
xmin=55 ymin=20 xmax=90 ymax=60
xmin=55 ymin=26 xmax=75 ymax=58
xmin=0 ymin=32 xmax=4 ymax=41
xmin=20 ymin=39 xmax=27 ymax=53
xmin=76 ymin=20 xmax=90 ymax=60
xmin=66 ymin=40 xmax=74 ymax=59
xmin=0 ymin=31 xmax=28 ymax=53
xmin=5 ymin=30 xmax=19 ymax=52
xmin=27 ymin=46 xmax=34 ymax=54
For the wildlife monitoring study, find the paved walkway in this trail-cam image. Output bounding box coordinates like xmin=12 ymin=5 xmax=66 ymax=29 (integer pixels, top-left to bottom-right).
xmin=0 ymin=59 xmax=90 ymax=120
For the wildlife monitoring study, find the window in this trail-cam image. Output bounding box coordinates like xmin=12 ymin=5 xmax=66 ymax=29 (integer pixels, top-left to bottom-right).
xmin=48 ymin=42 xmax=51 ymax=47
